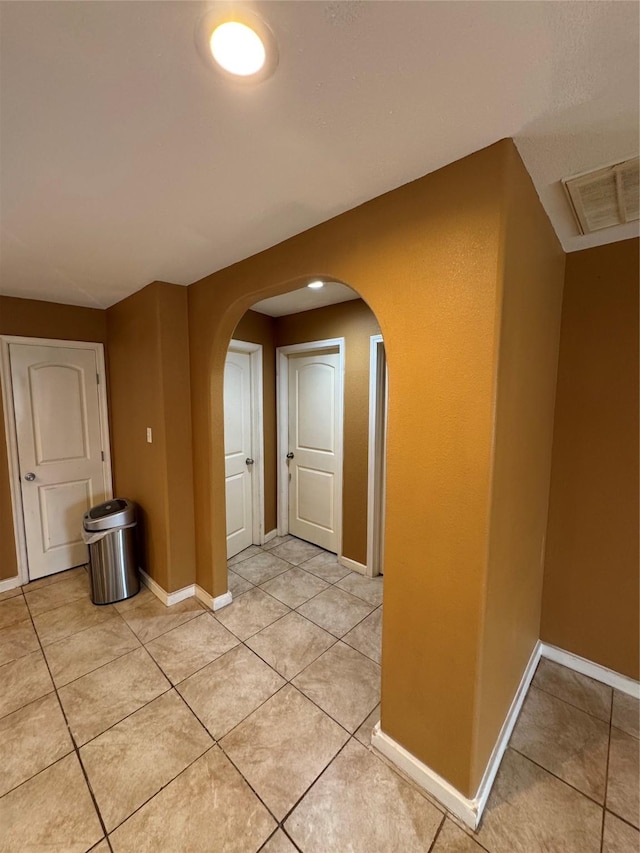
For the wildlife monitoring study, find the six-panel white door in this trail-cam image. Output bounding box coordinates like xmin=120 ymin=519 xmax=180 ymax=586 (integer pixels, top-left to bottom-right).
xmin=287 ymin=351 xmax=340 ymax=552
xmin=10 ymin=343 xmax=109 ymax=580
xmin=224 ymin=349 xmax=254 ymax=558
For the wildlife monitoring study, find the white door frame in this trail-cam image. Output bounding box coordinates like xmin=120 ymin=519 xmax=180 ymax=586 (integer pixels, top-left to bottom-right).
xmin=276 ymin=338 xmax=345 ymax=553
xmin=367 ymin=334 xmax=387 ymax=578
xmin=0 ymin=336 xmax=113 ymax=588
xmin=227 ymin=339 xmax=265 ymax=545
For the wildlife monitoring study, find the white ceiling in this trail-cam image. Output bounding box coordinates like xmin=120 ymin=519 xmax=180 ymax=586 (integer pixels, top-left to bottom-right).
xmin=252 ymin=282 xmax=359 ymax=317
xmin=1 ymin=1 xmax=638 ymax=309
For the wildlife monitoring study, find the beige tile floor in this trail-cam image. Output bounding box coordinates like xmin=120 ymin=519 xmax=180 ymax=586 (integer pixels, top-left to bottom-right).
xmin=0 ymin=538 xmax=637 ymax=852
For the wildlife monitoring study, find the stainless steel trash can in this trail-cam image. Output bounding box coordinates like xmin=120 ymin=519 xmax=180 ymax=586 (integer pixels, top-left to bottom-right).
xmin=83 ymin=499 xmax=140 ymax=605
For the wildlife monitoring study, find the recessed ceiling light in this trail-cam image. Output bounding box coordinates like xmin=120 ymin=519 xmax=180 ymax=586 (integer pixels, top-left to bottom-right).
xmin=210 ymin=22 xmax=266 ymax=77
xmin=195 ymin=11 xmax=278 ymax=84
xmin=308 ymin=281 xmax=324 ymax=290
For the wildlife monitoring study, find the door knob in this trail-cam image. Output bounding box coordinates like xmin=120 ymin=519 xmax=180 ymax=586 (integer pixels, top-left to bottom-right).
xmin=245 ymin=458 xmax=254 ymax=466
xmin=24 ymin=472 xmax=36 ymax=482
xmin=286 ymin=452 xmax=294 ymax=459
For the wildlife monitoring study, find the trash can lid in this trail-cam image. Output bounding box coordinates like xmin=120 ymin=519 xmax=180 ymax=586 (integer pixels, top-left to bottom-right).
xmin=83 ymin=498 xmax=136 ymax=531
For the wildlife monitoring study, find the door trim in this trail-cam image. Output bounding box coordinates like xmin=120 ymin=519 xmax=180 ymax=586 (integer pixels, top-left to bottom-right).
xmin=227 ymin=339 xmax=265 ymax=546
xmin=276 ymin=338 xmax=345 ymax=553
xmin=366 ymin=334 xmax=387 ymax=577
xmin=0 ymin=336 xmax=113 ymax=586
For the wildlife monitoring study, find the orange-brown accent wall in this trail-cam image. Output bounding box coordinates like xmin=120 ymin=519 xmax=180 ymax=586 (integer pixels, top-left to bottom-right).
xmin=275 ymin=299 xmax=380 ymax=564
xmin=187 ymin=139 xmax=562 ymax=796
xmin=232 ymin=310 xmax=278 ymax=535
xmin=473 ymin=149 xmax=565 ymax=782
xmin=0 ymin=296 xmax=107 ymax=581
xmin=541 ymin=239 xmax=640 ymax=680
xmin=106 ymin=283 xmax=196 ymax=593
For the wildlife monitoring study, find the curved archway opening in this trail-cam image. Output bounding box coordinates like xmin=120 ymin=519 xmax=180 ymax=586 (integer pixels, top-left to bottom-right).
xmin=223 ymin=278 xmax=386 ymax=572
xmin=215 ymin=273 xmax=388 ymax=747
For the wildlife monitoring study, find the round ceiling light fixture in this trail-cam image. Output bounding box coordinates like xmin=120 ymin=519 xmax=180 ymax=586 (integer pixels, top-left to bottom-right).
xmin=307 ymin=280 xmax=324 ymax=289
xmin=210 ymin=22 xmax=265 ymax=76
xmin=196 ymin=10 xmax=278 ymax=83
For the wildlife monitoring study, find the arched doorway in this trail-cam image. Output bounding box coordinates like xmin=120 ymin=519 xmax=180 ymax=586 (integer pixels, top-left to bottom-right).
xmin=190 ymin=277 xmax=385 ymax=821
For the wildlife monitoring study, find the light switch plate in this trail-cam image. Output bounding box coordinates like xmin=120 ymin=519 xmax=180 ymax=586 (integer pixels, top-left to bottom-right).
xmin=146 ymin=427 xmax=152 ymax=443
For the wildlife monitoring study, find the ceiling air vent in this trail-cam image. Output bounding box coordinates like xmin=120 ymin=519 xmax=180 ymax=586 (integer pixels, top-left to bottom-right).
xmin=562 ymin=157 xmax=639 ymax=235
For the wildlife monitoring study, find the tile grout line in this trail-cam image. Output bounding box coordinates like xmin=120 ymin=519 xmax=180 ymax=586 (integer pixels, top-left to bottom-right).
xmin=257 ymin=827 xmax=302 ymax=853
xmin=27 ymin=597 xmax=207 ymax=688
xmin=508 ymin=745 xmax=608 ymax=811
xmin=4 ymin=543 xmax=385 ymax=848
xmin=104 ymin=744 xmax=221 ymax=839
xmin=7 ymin=631 xmax=214 ymax=838
xmin=144 ymin=641 xmax=298 ymax=835
xmin=23 ymin=601 xmax=141 ymax=690
xmin=599 ymin=690 xmax=614 ymax=852
xmin=276 ymin=733 xmax=356 ymax=829
xmin=221 ymin=553 xmax=380 ymax=651
xmin=425 ymin=814 xmax=447 ymax=853
xmin=89 ymin=617 xmax=353 ymax=840
xmin=212 ymin=581 xmax=381 ymax=729
xmin=40 ymin=641 xmax=217 ymax=840
xmin=233 ymin=541 xmax=381 ymax=601
xmin=5 ymin=559 xmax=365 ymax=789
xmin=62 ymin=647 xmax=175 ymax=749
xmin=162 ymin=621 xmax=382 ymax=842
xmin=6 ymin=550 xmax=632 ymax=852
xmin=433 ymin=809 xmax=493 ymax=853
xmin=603 ymin=809 xmax=640 ymax=833
xmin=228 ymin=564 xmax=631 ymax=849
xmin=4 ymin=556 xmax=372 ymax=745
xmin=37 ymin=619 xmax=143 ymax=692
xmin=531 ymin=681 xmax=614 ymax=726
xmin=17 ymin=591 xmax=113 ymax=849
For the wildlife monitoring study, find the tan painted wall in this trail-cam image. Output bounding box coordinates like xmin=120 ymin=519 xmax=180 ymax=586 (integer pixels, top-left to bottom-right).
xmin=0 ymin=296 xmax=107 ymax=581
xmin=541 ymin=239 xmax=640 ymax=680
xmin=106 ymin=283 xmax=196 ymax=592
xmin=188 ymin=140 xmax=511 ymax=795
xmin=275 ymin=299 xmax=381 ymax=564
xmin=472 ymin=146 xmax=565 ymax=786
xmin=232 ymin=310 xmax=278 ymax=534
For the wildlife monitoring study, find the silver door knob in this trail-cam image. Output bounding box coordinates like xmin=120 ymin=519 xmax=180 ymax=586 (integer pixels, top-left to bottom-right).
xmin=24 ymin=472 xmax=36 ymax=482
xmin=286 ymin=452 xmax=294 ymax=459
xmin=245 ymin=458 xmax=254 ymax=466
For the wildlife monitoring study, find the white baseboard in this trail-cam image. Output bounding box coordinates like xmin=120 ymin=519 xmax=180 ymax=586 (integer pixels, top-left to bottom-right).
xmin=195 ymin=585 xmax=232 ymax=611
xmin=140 ymin=570 xmax=233 ymax=613
xmin=140 ymin=569 xmax=189 ymax=605
xmin=262 ymin=530 xmax=278 ymax=545
xmin=0 ymin=575 xmax=21 ymax=593
xmin=372 ymin=724 xmax=480 ymax=829
xmin=473 ymin=640 xmax=542 ymax=820
xmin=338 ymin=555 xmax=367 ymax=575
xmin=139 ymin=569 xmax=164 ymax=602
xmin=194 ymin=584 xmax=213 ymax=609
xmin=371 ymin=639 xmax=541 ymax=830
xmin=540 ymin=642 xmax=640 ymax=699
xmin=212 ymin=591 xmax=233 ymax=611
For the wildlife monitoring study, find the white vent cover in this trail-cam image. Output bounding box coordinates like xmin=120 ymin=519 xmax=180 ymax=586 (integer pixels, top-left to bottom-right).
xmin=562 ymin=157 xmax=639 ymax=235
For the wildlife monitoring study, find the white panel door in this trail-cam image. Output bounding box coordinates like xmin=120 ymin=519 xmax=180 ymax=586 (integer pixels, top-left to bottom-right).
xmin=288 ymin=351 xmax=340 ymax=552
xmin=224 ymin=349 xmax=253 ymax=558
xmin=10 ymin=343 xmax=109 ymax=580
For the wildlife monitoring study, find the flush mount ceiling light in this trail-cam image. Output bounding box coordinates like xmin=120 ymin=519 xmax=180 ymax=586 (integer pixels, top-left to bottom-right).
xmin=196 ymin=10 xmax=278 ymax=83
xmin=210 ymin=22 xmax=265 ymax=76
xmin=307 ymin=281 xmax=324 ymax=289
